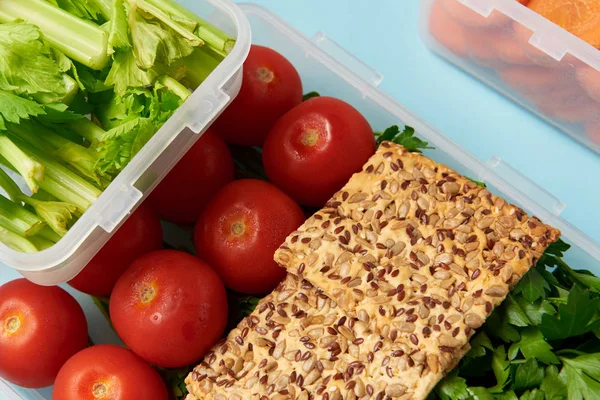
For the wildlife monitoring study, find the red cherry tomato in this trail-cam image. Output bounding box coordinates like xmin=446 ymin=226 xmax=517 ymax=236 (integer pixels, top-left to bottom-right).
xmin=263 ymin=96 xmax=376 ymax=207
xmin=147 ymin=129 xmax=235 ymax=224
xmin=213 ymin=45 xmax=303 ymax=146
xmin=68 ymin=204 xmax=163 ymax=297
xmin=53 ymin=344 xmax=168 ymax=400
xmin=110 ymin=250 xmax=228 ymax=368
xmin=0 ymin=279 xmax=87 ymax=388
xmin=194 ymin=179 xmax=306 ymax=294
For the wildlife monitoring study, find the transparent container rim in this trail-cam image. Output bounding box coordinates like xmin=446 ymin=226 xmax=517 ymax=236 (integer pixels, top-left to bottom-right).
xmin=451 ymin=0 xmax=600 ymax=69
xmin=0 ymin=0 xmax=252 ymax=272
xmin=239 ymin=2 xmax=600 ymax=264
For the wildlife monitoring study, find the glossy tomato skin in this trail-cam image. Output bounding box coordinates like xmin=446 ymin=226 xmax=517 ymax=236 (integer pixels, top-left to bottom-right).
xmin=263 ymin=96 xmax=376 ymax=207
xmin=53 ymin=344 xmax=168 ymax=400
xmin=68 ymin=204 xmax=163 ymax=297
xmin=110 ymin=250 xmax=228 ymax=368
xmin=0 ymin=279 xmax=88 ymax=388
xmin=194 ymin=179 xmax=306 ymax=294
xmin=147 ymin=129 xmax=235 ymax=224
xmin=213 ymin=45 xmax=303 ymax=146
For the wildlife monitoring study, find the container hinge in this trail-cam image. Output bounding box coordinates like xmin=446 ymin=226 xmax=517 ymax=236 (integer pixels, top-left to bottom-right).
xmin=483 ymin=156 xmax=565 ymax=216
xmin=185 ymin=89 xmax=232 ymax=134
xmin=458 ymin=0 xmax=497 ymax=18
xmin=311 ymin=32 xmax=383 ymax=88
xmin=97 ymin=185 xmax=143 ymax=233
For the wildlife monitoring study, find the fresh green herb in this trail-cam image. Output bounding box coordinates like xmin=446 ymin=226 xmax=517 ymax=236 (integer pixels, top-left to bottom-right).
xmin=375 ymin=125 xmax=433 ymax=153
xmin=303 ymin=91 xmax=320 ymax=101
xmin=0 ymin=0 xmax=232 ymax=251
xmin=466 ymin=177 xmax=487 ymax=187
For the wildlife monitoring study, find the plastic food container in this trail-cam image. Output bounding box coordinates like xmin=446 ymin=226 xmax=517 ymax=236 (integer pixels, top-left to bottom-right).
xmin=2 ymin=2 xmax=600 ymax=398
xmin=420 ymin=0 xmax=600 ymax=154
xmin=0 ymin=0 xmax=251 ymax=286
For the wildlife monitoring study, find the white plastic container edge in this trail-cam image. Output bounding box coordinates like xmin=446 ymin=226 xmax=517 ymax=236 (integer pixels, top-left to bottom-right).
xmin=419 ymin=0 xmax=600 ymax=154
xmin=3 ymin=2 xmax=600 ymax=398
xmin=0 ymin=0 xmax=252 ymax=285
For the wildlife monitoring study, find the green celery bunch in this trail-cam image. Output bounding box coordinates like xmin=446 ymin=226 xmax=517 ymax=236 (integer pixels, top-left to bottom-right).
xmin=0 ymin=0 xmax=232 ymax=252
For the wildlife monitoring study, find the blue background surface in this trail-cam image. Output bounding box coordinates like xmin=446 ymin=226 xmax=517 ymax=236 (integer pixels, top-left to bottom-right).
xmin=236 ymin=0 xmax=600 ymax=244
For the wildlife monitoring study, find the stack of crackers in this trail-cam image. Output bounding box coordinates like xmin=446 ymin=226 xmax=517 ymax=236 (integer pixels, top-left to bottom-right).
xmin=185 ymin=142 xmax=560 ymax=400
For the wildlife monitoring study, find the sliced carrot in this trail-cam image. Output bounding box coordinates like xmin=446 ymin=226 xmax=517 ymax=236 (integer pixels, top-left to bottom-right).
xmin=536 ymin=97 xmax=599 ymax=123
xmin=429 ymin=1 xmax=469 ymax=57
xmin=497 ymin=65 xmax=571 ymax=94
xmin=577 ymin=65 xmax=600 ymax=102
xmin=526 ymin=0 xmax=600 ymax=48
xmin=465 ymin=31 xmax=499 ymax=67
xmin=524 ymin=84 xmax=589 ymax=108
xmin=439 ymin=0 xmax=513 ymax=28
xmin=585 ymin=120 xmax=600 ymax=144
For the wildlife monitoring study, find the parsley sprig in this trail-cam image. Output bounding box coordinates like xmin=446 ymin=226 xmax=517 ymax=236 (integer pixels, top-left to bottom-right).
xmin=375 ymin=125 xmax=433 ymax=153
xmin=432 ymin=239 xmax=600 ymax=400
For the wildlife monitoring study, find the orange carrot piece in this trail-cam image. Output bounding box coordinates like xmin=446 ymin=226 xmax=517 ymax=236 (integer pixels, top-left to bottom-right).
xmin=439 ymin=0 xmax=513 ymax=28
xmin=585 ymin=119 xmax=600 ymax=144
xmin=429 ymin=1 xmax=469 ymax=57
xmin=577 ymin=65 xmax=600 ymax=102
xmin=537 ymin=97 xmax=599 ymax=123
xmin=526 ymin=0 xmax=600 ymax=48
xmin=497 ymin=65 xmax=571 ymax=94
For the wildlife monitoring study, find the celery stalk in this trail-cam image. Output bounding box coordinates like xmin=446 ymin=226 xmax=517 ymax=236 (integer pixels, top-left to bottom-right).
xmin=0 ymin=167 xmax=22 ymax=202
xmin=68 ymin=119 xmax=107 ymax=143
xmin=0 ymin=194 xmax=45 ymax=237
xmin=28 ymin=235 xmax=55 ymax=251
xmin=11 ymin=138 xmax=102 ymax=212
xmin=142 ymin=0 xmax=235 ymax=56
xmin=0 ymin=226 xmax=38 ymax=253
xmin=156 ymin=75 xmax=191 ymax=101
xmin=0 ymin=0 xmax=110 ymax=70
xmin=21 ymin=196 xmax=77 ymax=237
xmin=38 ymin=226 xmax=62 ymax=243
xmin=8 ymin=122 xmax=104 ymax=186
xmin=0 ymin=135 xmax=44 ymax=194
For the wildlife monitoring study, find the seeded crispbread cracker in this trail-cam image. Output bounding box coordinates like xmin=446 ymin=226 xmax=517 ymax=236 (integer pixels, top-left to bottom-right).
xmin=186 ymin=274 xmax=468 ymax=400
xmin=275 ymin=142 xmax=560 ymax=322
xmin=270 ymin=141 xmax=560 ymax=398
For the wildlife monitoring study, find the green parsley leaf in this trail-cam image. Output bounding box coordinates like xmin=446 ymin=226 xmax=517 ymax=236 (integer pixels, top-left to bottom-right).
xmin=486 ymin=311 xmax=521 ymax=343
xmin=560 ymin=354 xmax=600 ymax=400
xmin=303 ymin=91 xmax=320 ymax=101
xmin=540 ymin=365 xmax=568 ymax=400
xmin=570 ymin=270 xmax=600 ymax=294
xmin=544 ymin=238 xmax=571 ymax=258
xmin=514 ymin=359 xmax=544 ymax=392
xmin=466 ymin=387 xmax=494 ymax=400
xmin=468 ymin=332 xmax=495 ymax=358
xmin=504 ymin=296 xmax=532 ymax=327
xmin=515 ymin=296 xmax=556 ymax=326
xmin=495 ymin=391 xmax=519 ymax=400
xmin=375 ymin=125 xmax=433 ymax=153
xmin=0 ymin=91 xmax=46 ymax=131
xmin=514 ymin=268 xmax=552 ymax=303
xmin=491 ymin=346 xmax=511 ymax=392
xmin=435 ymin=372 xmax=470 ymax=400
xmin=540 ymin=285 xmax=600 ymax=341
xmin=509 ymin=327 xmax=560 ymax=364
xmin=519 ymin=389 xmax=545 ymax=400
xmin=466 ymin=177 xmax=487 ymax=187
